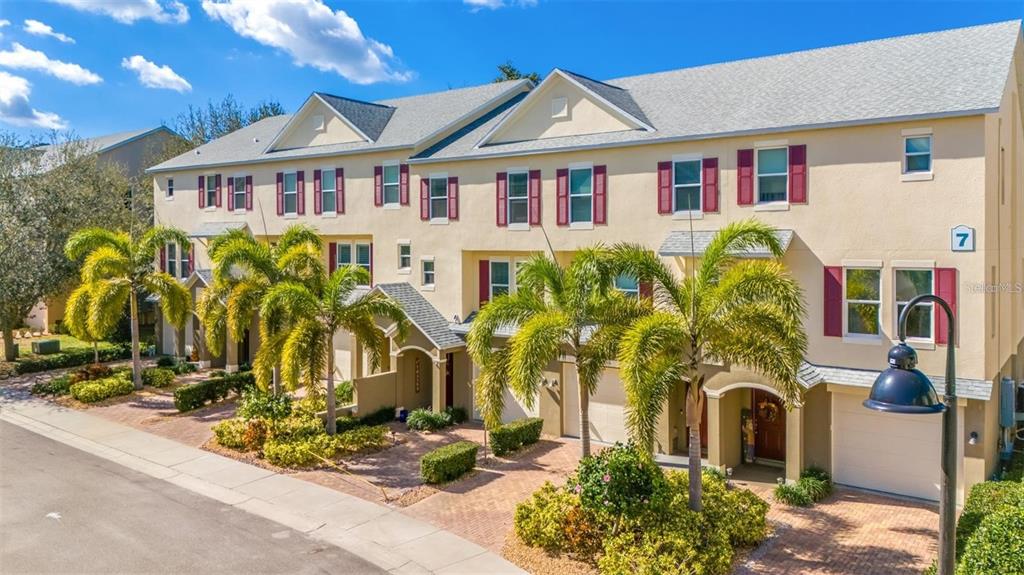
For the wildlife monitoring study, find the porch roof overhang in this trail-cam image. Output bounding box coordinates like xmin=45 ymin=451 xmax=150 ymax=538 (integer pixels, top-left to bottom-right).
xmin=371 ymin=283 xmax=464 ymax=352
xmin=803 ymin=362 xmax=992 ymax=401
xmin=189 ymin=221 xmax=249 ymax=239
xmin=658 ymin=229 xmax=794 ymax=258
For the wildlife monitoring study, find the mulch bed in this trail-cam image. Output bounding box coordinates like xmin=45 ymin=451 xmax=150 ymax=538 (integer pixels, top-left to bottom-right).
xmin=501 ymin=533 xmax=597 ymax=575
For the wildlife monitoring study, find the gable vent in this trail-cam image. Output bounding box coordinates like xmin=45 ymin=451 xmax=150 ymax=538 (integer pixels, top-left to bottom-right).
xmin=551 ymin=97 xmax=568 ymax=119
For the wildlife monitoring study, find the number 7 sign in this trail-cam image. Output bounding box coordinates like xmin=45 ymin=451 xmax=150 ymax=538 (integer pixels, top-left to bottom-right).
xmin=951 ymin=225 xmax=975 ymax=252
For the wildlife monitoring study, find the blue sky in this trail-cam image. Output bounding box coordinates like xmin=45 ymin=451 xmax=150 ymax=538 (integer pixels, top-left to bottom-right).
xmin=0 ymin=0 xmax=1021 ymax=139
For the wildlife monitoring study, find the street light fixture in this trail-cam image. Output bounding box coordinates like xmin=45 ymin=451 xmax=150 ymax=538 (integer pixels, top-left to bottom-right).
xmin=865 ymin=294 xmax=957 ymax=575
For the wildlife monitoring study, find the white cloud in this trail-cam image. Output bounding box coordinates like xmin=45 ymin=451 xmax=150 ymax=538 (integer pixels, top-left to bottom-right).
xmin=464 ymin=0 xmax=537 ymax=10
xmin=24 ymin=20 xmax=75 ymax=43
xmin=0 ymin=71 xmax=66 ymax=129
xmin=121 ymin=55 xmax=191 ymax=92
xmin=202 ymin=0 xmax=410 ymax=85
xmin=49 ymin=0 xmax=188 ymax=24
xmin=0 ymin=43 xmax=101 ymax=85
xmin=0 ymin=20 xmax=9 ymax=27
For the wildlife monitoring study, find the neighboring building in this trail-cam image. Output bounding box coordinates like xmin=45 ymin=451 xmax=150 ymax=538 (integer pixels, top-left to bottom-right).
xmin=25 ymin=127 xmax=180 ymax=332
xmin=148 ymin=21 xmax=1024 ymax=502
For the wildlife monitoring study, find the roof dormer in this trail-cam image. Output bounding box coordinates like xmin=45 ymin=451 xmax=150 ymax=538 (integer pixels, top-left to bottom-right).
xmin=265 ymin=92 xmax=395 ymax=152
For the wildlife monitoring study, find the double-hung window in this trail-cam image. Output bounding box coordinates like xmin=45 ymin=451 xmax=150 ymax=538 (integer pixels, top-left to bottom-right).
xmin=283 ymin=172 xmax=298 ymax=215
xmin=336 ymin=242 xmax=371 ymax=284
xmin=232 ymin=176 xmax=246 ymax=211
xmin=166 ymin=178 xmax=174 ymax=199
xmin=507 ymin=171 xmax=529 ymax=226
xmin=895 ymin=269 xmax=933 ymax=340
xmin=429 ymin=176 xmax=448 ymax=220
xmin=355 ymin=243 xmax=371 ymax=275
xmin=398 ymin=243 xmax=411 ymax=271
xmin=383 ymin=164 xmax=400 ymax=206
xmin=422 ymin=259 xmax=435 ymax=287
xmin=904 ymin=136 xmax=932 ymax=173
xmin=756 ymin=148 xmax=788 ymax=203
xmin=673 ymin=158 xmax=702 ymax=213
xmin=321 ymin=168 xmax=337 ymax=214
xmin=615 ymin=274 xmax=640 ymax=298
xmin=490 ymin=260 xmax=511 ymax=299
xmin=844 ymin=268 xmax=881 ymax=337
xmin=569 ymin=166 xmax=593 ymax=224
xmin=205 ymin=176 xmax=217 ymax=208
xmin=166 ymin=243 xmax=189 ymax=280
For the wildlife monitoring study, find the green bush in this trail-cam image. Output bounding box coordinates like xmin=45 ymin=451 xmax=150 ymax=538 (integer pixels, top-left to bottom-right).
xmin=697 ymin=473 xmax=769 ymax=547
xmin=156 ymin=356 xmax=176 ymax=368
xmin=407 ymin=408 xmax=452 ymax=431
xmin=263 ymin=434 xmax=341 ymax=468
xmin=956 ymin=480 xmax=1024 ymax=556
xmin=292 ymin=394 xmax=325 ymax=417
xmin=490 ymin=417 xmax=545 ymax=456
xmin=142 ymin=367 xmax=175 ymax=388
xmin=336 ymin=380 xmax=354 ymax=404
xmin=569 ymin=442 xmax=664 ymax=516
xmin=513 ymin=482 xmax=576 ymax=551
xmin=213 ymin=419 xmax=248 ymax=450
xmin=337 ymin=425 xmax=389 ymax=454
xmin=171 ymin=361 xmax=197 ymax=375
xmin=958 ymin=506 xmax=1024 ymax=575
xmin=70 ymin=372 xmax=134 ymax=403
xmin=237 ymin=389 xmax=292 ymax=421
xmin=1002 ymin=448 xmax=1024 ymax=482
xmin=31 ymin=375 xmax=72 ymax=396
xmin=774 ymin=483 xmax=813 ymax=507
xmin=445 ymin=406 xmax=468 ymax=424
xmin=69 ymin=363 xmax=113 ymax=384
xmin=173 ymin=371 xmax=254 ymax=412
xmin=796 ymin=476 xmax=831 ymax=501
xmin=359 ymin=405 xmax=395 ymax=426
xmin=334 ymin=416 xmax=361 ymax=434
xmin=421 ymin=440 xmax=478 ymax=484
xmin=14 ymin=345 xmax=131 ymax=374
xmin=268 ymin=414 xmax=325 ymax=442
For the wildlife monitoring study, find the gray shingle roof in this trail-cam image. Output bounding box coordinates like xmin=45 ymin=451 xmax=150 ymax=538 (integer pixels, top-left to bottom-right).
xmin=416 ymin=20 xmax=1021 ymax=162
xmin=560 ymin=69 xmax=653 ymax=128
xmin=189 ymin=221 xmax=249 ymax=238
xmin=315 ymin=92 xmax=395 ymax=142
xmin=374 ymin=283 xmax=464 ymax=350
xmin=659 ymin=229 xmax=794 ymax=257
xmin=807 ymin=362 xmax=992 ymax=401
xmin=148 ymin=80 xmax=530 ymax=173
xmin=35 ymin=126 xmax=175 ymax=171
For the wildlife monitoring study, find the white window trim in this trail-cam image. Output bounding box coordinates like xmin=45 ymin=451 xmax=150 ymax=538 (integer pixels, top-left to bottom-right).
xmin=755 ymin=146 xmax=789 ymax=206
xmin=231 ymin=174 xmax=247 ymax=214
xmin=894 ymin=267 xmax=936 ymax=346
xmin=397 ymin=241 xmax=412 ymax=275
xmin=165 ymin=178 xmax=174 ymax=201
xmin=901 ymin=133 xmax=934 ymax=181
xmin=382 ymin=160 xmax=401 ymax=208
xmin=335 ymin=241 xmax=372 ymax=285
xmin=842 ymin=266 xmax=883 ymax=343
xmin=428 ymin=172 xmax=449 ymax=224
xmin=671 ymin=153 xmax=703 ymax=216
xmin=282 ymin=171 xmax=298 ymax=216
xmin=489 ymin=257 xmax=512 ymax=300
xmin=615 ymin=273 xmax=640 ymax=298
xmin=420 ymin=256 xmax=436 ymax=291
xmin=506 ymin=167 xmax=530 ymax=228
xmin=166 ymin=242 xmax=189 ymax=281
xmin=320 ymin=166 xmax=338 ymax=217
xmin=568 ymin=162 xmax=594 ymax=228
xmin=204 ymin=174 xmax=218 ymax=212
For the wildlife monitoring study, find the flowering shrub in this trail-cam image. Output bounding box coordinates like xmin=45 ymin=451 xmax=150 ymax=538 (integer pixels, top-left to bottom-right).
xmin=568 ymin=443 xmax=664 ymax=515
xmin=237 ymin=389 xmax=292 ymax=421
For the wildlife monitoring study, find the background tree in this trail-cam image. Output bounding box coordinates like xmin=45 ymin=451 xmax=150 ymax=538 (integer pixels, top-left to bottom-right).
xmin=494 ymin=60 xmax=541 ymax=84
xmin=467 ymin=250 xmax=649 ymax=458
xmin=157 ymin=95 xmax=286 ymax=160
xmin=613 ymin=220 xmax=807 ymax=511
xmin=64 ymin=227 xmax=192 ymax=388
xmin=0 ymin=132 xmax=138 ymax=361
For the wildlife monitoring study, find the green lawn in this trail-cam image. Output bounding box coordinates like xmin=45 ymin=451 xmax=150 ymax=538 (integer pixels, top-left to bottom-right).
xmin=16 ymin=335 xmax=117 ymax=357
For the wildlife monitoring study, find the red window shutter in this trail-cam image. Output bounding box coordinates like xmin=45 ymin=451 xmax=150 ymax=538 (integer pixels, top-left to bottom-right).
xmin=496 ymin=172 xmax=508 ymax=227
xmin=448 ymin=177 xmax=459 ymax=221
xmin=737 ymin=149 xmax=754 ymax=206
xmin=313 ymin=169 xmax=322 ymax=215
xmin=328 ymin=242 xmax=337 ymax=274
xmin=556 ymin=168 xmax=569 ymax=226
xmin=420 ymin=178 xmax=429 ymax=220
xmin=374 ymin=165 xmax=383 ymax=206
xmin=529 ymin=169 xmax=542 ymax=226
xmin=935 ymin=268 xmax=957 ymax=345
xmin=593 ymin=165 xmax=607 ymax=224
xmin=245 ymin=175 xmax=253 ymax=211
xmin=276 ymin=172 xmax=284 ymax=215
xmin=657 ymin=161 xmax=672 ymax=214
xmin=187 ymin=243 xmax=194 ymax=274
xmin=198 ymin=175 xmax=205 ymax=208
xmin=702 ymin=157 xmax=719 ymax=213
xmin=479 ymin=260 xmax=490 ymax=307
xmin=639 ymin=280 xmax=653 ymax=299
xmin=159 ymin=245 xmax=166 ymax=272
xmin=823 ymin=266 xmax=843 ymax=337
xmin=296 ymin=170 xmax=305 ymax=215
xmin=215 ymin=174 xmax=222 ymax=208
xmin=336 ymin=168 xmax=345 ymax=214
xmin=789 ymin=144 xmax=807 ymax=204
xmin=226 ymin=177 xmax=234 ymax=211
xmin=400 ymin=164 xmax=410 ymax=205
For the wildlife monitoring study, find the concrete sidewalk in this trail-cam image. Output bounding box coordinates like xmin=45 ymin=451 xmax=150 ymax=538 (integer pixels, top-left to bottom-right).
xmin=0 ymin=389 xmax=525 ymax=575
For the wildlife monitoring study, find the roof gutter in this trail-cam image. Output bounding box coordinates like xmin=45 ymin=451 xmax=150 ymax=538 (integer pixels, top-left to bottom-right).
xmin=145 ymin=143 xmax=415 ymax=174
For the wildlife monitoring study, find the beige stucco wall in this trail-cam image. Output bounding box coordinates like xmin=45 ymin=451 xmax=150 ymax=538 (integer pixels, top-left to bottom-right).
xmin=275 ymin=100 xmax=365 ymax=150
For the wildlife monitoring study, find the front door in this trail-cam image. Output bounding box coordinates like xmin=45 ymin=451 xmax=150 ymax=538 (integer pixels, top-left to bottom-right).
xmin=445 ymin=353 xmax=454 ymax=408
xmin=753 ymin=389 xmax=786 ymax=462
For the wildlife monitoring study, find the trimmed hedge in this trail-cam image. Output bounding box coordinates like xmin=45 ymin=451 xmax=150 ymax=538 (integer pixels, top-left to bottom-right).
xmin=173 ymin=371 xmax=254 ymax=412
xmin=31 ymin=374 xmax=72 ymax=397
xmin=359 ymin=405 xmax=395 ymax=426
xmin=15 ymin=345 xmax=131 ymax=375
xmin=70 ymin=372 xmax=134 ymax=403
xmin=421 ymin=440 xmax=479 ymax=484
xmin=956 ymin=480 xmax=1024 ymax=556
xmin=142 ymin=367 xmax=175 ymax=388
xmin=490 ymin=417 xmax=544 ymax=456
xmin=959 ymin=506 xmax=1024 ymax=574
xmin=774 ymin=466 xmax=834 ymax=507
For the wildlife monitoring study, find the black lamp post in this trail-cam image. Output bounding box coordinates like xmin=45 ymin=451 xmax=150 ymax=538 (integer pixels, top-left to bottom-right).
xmin=864 ymin=294 xmax=957 ymax=575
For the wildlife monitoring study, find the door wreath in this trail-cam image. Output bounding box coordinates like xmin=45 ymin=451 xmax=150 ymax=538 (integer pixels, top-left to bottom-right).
xmin=756 ymin=400 xmax=779 ymax=423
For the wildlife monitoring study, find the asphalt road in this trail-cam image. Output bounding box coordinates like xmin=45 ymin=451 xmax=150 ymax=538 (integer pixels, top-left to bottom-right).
xmin=0 ymin=421 xmax=386 ymax=574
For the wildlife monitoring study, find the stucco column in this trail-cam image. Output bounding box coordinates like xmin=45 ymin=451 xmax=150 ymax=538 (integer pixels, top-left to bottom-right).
xmin=785 ymin=404 xmax=804 ymax=482
xmin=706 ymin=395 xmax=723 ymax=470
xmin=173 ymin=324 xmax=186 ymax=358
xmin=655 ymin=397 xmax=673 ymax=455
xmin=431 ymin=357 xmax=445 ymax=412
xmin=196 ymin=324 xmax=210 ymax=368
xmin=350 ymin=334 xmax=364 ymax=379
xmin=225 ymin=331 xmax=239 ymax=373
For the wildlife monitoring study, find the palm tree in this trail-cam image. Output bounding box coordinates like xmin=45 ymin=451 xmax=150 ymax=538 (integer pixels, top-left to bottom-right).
xmin=65 ymin=227 xmax=193 ymax=389
xmin=63 ymin=287 xmax=107 ymax=364
xmin=613 ymin=219 xmax=807 ymax=511
xmin=196 ymin=225 xmax=323 ymax=394
xmin=467 ymin=249 xmax=649 ymax=458
xmin=260 ymin=262 xmax=408 ymax=435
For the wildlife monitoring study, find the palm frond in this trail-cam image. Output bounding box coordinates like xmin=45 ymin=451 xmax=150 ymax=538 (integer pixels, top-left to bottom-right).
xmin=280 ymin=319 xmax=328 ymax=394
xmin=64 ymin=284 xmax=95 ymax=341
xmin=277 ymin=243 xmax=326 ymax=290
xmin=697 ymin=219 xmax=785 ymax=288
xmin=144 ymin=272 xmax=192 ymax=329
xmin=623 ymin=353 xmax=684 ymax=452
xmin=706 ymin=259 xmax=806 ymax=322
xmin=138 ymin=226 xmax=191 ymax=268
xmin=274 ymin=224 xmax=323 ymax=256
xmin=65 ymin=228 xmax=129 ymax=261
xmin=196 ymin=288 xmax=227 ymax=358
xmin=225 ymin=278 xmax=267 ymax=341
xmin=466 ymin=290 xmax=545 ymax=365
xmin=260 ymin=281 xmax=320 ymax=331
xmin=87 ymin=280 xmax=130 ymax=337
xmin=508 ymin=310 xmax=568 ymax=409
xmin=474 ymin=347 xmax=511 ymax=429
xmin=213 ymin=236 xmax=277 ymax=284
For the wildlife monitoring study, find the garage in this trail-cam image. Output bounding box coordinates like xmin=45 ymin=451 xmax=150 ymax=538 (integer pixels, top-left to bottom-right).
xmin=564 ymin=367 xmax=628 ymax=445
xmin=832 ymin=391 xmax=960 ymax=501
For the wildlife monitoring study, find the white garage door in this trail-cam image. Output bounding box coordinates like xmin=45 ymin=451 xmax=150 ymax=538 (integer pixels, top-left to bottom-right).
xmin=833 ymin=392 xmax=948 ymax=501
xmin=563 ymin=367 xmax=627 ymax=445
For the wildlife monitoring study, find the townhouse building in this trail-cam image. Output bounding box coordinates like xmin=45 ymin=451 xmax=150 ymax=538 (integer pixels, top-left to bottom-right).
xmin=148 ymin=21 xmax=1024 ymax=502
